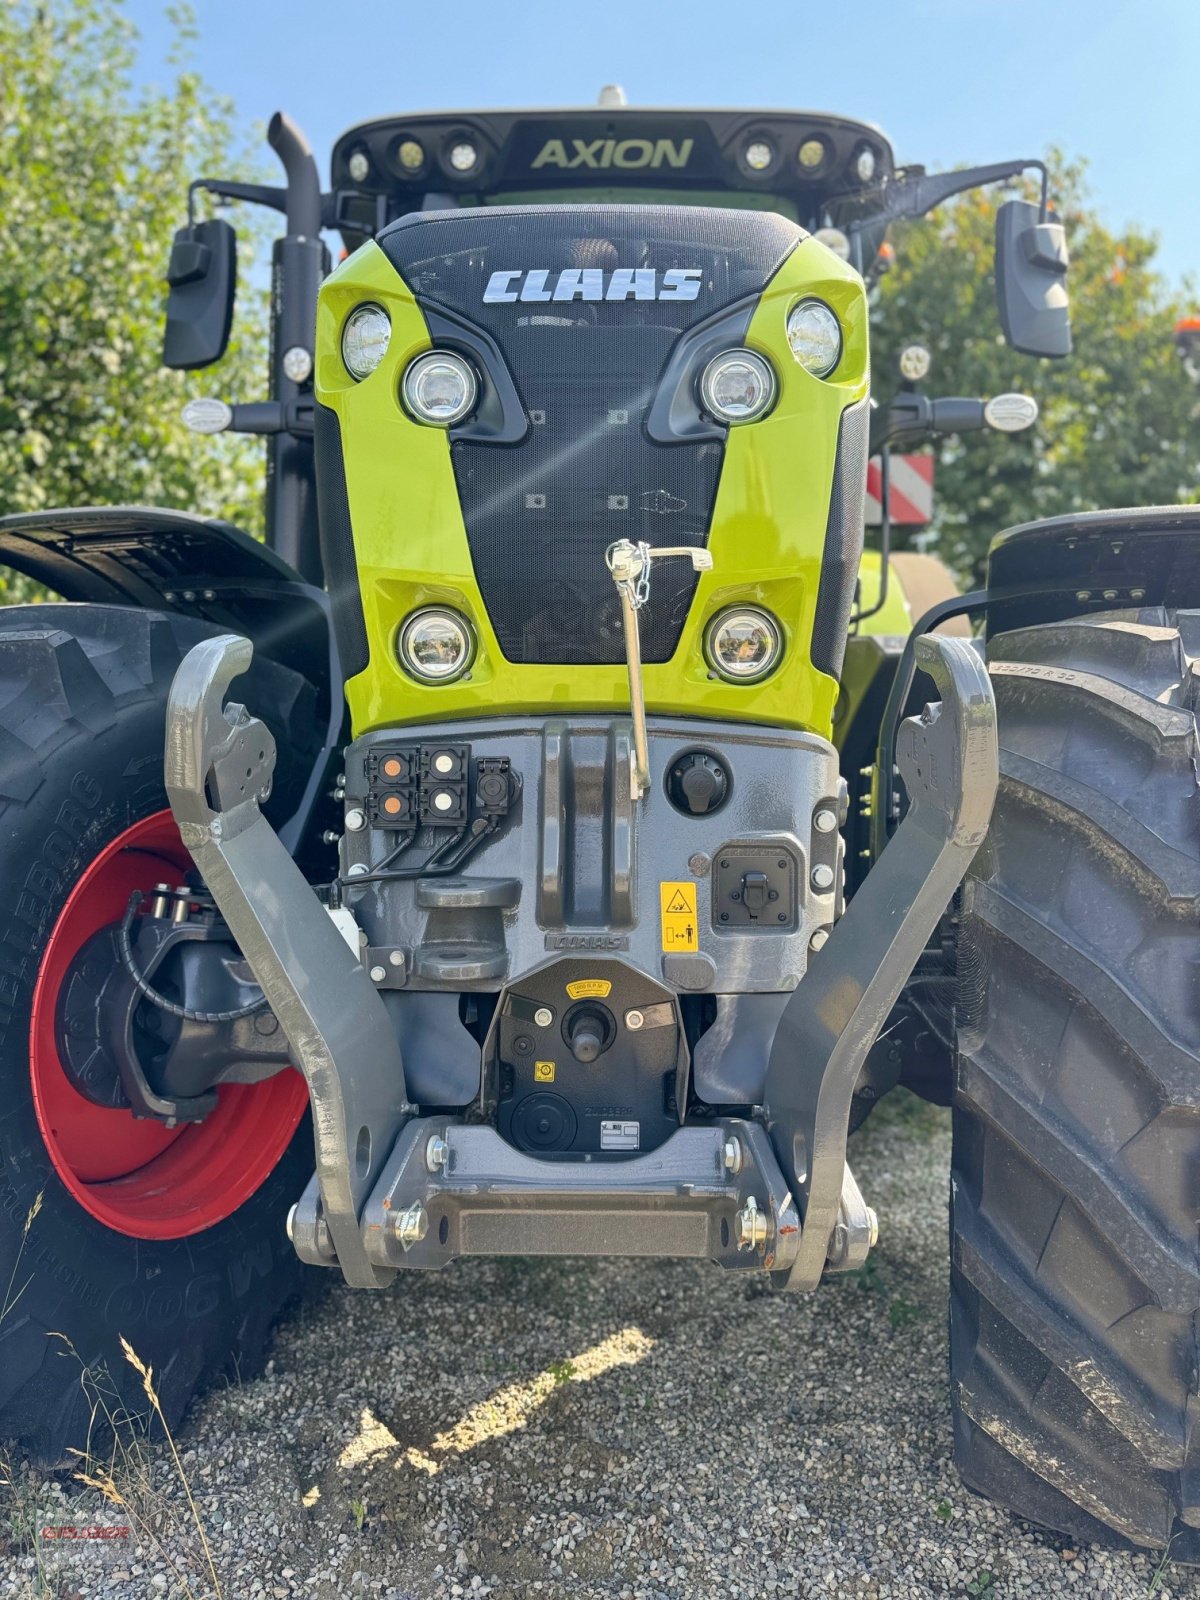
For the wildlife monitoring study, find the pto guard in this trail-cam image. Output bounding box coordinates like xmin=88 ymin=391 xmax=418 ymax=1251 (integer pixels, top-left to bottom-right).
xmin=165 ymin=632 xmax=996 ymax=1290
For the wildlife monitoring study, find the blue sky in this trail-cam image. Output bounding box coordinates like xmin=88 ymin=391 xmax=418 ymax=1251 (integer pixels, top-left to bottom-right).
xmin=128 ymin=0 xmax=1197 ymax=289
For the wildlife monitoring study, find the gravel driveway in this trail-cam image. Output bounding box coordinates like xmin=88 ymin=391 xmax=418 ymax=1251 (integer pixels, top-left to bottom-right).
xmin=4 ymin=1094 xmax=1197 ymax=1600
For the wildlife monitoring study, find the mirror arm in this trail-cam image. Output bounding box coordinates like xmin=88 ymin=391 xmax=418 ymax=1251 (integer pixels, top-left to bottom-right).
xmin=188 ymin=178 xmax=287 ymax=224
xmin=880 ymin=158 xmax=1049 ymax=223
xmin=846 ymin=160 xmax=1051 ymax=262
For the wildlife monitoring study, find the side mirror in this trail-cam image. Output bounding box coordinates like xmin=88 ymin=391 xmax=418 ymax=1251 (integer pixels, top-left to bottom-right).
xmin=995 ymin=199 xmax=1071 ymax=359
xmin=163 ymin=218 xmax=237 ymax=370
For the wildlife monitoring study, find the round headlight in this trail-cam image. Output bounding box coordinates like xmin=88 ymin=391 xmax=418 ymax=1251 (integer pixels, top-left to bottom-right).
xmin=448 ymin=141 xmax=479 ymax=174
xmin=347 ymin=150 xmax=370 ymax=184
xmin=786 ymin=299 xmax=842 ymax=378
xmin=705 ymin=608 xmax=783 ymax=683
xmin=699 ymin=350 xmax=776 ymax=424
xmin=398 ymin=609 xmax=476 ymax=683
xmin=743 ymin=139 xmax=774 ymax=172
xmin=397 ymin=139 xmax=425 ymax=172
xmin=855 ymin=146 xmax=877 ymax=183
xmin=402 ymin=351 xmax=479 ymax=426
xmin=341 ymin=304 xmax=391 ymax=381
xmin=798 ymin=137 xmax=827 ymax=171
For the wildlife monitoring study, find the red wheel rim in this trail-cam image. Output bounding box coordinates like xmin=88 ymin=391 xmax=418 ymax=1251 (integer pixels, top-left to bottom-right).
xmin=29 ymin=810 xmax=309 ymax=1239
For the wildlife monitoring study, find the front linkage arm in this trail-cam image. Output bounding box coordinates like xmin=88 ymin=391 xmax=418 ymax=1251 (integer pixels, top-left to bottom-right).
xmin=764 ymin=634 xmax=998 ymax=1291
xmin=165 ymin=633 xmax=410 ymax=1288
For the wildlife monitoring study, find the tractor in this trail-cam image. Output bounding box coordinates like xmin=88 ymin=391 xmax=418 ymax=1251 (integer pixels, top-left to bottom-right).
xmin=1 ymin=93 xmax=1197 ymax=1560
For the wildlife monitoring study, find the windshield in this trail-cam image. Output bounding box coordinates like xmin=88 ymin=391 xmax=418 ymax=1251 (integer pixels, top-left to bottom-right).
xmin=477 ymin=187 xmax=799 ymax=221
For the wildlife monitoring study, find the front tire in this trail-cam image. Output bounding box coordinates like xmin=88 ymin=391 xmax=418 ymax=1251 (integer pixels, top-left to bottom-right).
xmin=951 ymin=609 xmax=1200 ymax=1557
xmin=0 ymin=605 xmax=319 ymax=1461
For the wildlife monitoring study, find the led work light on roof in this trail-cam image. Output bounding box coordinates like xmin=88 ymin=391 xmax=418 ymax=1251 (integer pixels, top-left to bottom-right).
xmin=786 ymin=300 xmax=842 ymax=378
xmin=798 ymin=138 xmax=827 ymax=170
xmin=347 ymin=150 xmax=370 ymax=184
xmin=398 ymin=609 xmax=476 ymax=683
xmin=402 ymin=352 xmax=479 ymax=426
xmin=855 ymin=146 xmax=877 ymax=183
xmin=743 ymin=140 xmax=774 ymax=172
xmin=397 ymin=139 xmax=425 ymax=172
xmin=705 ymin=608 xmax=783 ymax=683
xmin=699 ymin=350 xmax=776 ymax=424
xmin=448 ymin=141 xmax=480 ymax=174
xmin=341 ymin=304 xmax=391 ymax=380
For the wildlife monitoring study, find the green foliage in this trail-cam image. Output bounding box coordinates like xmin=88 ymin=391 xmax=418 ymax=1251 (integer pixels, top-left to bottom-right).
xmin=872 ymin=154 xmax=1200 ymax=581
xmin=0 ymin=0 xmax=268 ymax=603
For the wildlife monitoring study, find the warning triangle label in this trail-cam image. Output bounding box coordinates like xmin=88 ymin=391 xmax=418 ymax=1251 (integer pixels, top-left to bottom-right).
xmin=665 ymin=890 xmax=690 ymax=914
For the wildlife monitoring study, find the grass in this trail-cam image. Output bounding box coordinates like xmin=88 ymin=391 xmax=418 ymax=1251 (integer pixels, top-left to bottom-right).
xmin=1 ymin=1190 xmax=42 ymax=1327
xmin=0 ymin=1453 xmax=50 ymax=1596
xmin=0 ymin=1193 xmax=48 ymax=1593
xmin=57 ymin=1334 xmax=224 ymax=1600
xmin=1147 ymin=1536 xmax=1177 ymax=1594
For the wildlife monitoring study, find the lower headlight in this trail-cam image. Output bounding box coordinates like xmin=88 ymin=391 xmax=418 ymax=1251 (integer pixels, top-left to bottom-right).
xmin=704 ymin=607 xmax=783 ymax=682
xmin=398 ymin=608 xmax=476 ymax=682
xmin=787 ymin=299 xmax=842 ymax=377
xmin=402 ymin=351 xmax=479 ymax=426
xmin=342 ymin=304 xmax=392 ymax=380
xmin=699 ymin=350 xmax=776 ymax=424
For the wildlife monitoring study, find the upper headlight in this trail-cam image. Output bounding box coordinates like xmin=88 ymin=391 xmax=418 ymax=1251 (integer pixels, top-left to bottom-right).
xmin=341 ymin=304 xmax=391 ymax=381
xmin=786 ymin=299 xmax=842 ymax=378
xmin=402 ymin=351 xmax=479 ymax=426
xmin=699 ymin=349 xmax=776 ymax=424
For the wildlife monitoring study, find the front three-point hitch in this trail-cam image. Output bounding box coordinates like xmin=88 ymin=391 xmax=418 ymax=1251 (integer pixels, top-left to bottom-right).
xmin=162 ymin=627 xmax=995 ymax=1289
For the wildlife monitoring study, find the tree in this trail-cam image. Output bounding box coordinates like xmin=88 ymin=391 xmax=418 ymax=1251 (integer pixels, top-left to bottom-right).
xmin=871 ymin=156 xmax=1200 ymax=582
xmin=0 ymin=0 xmax=268 ymax=602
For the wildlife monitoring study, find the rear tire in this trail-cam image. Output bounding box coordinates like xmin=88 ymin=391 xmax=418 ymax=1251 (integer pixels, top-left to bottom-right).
xmin=951 ymin=608 xmax=1200 ymax=1557
xmin=0 ymin=605 xmax=320 ymax=1463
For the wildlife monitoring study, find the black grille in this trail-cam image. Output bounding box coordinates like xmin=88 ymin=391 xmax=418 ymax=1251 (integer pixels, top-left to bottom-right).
xmin=379 ymin=206 xmax=802 ymax=664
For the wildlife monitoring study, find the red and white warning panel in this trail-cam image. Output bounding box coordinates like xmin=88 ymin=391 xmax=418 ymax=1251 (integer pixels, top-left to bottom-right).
xmin=865 ymin=453 xmax=934 ymax=525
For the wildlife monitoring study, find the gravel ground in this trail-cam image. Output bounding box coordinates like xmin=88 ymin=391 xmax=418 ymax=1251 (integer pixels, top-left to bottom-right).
xmin=4 ymin=1093 xmax=1198 ymax=1600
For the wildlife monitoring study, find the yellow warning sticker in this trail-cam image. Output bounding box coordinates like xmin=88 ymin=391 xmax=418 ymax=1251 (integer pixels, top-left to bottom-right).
xmin=565 ymin=978 xmax=612 ymax=1000
xmin=659 ymin=880 xmax=699 ymax=952
xmin=533 ymin=1061 xmax=556 ymax=1083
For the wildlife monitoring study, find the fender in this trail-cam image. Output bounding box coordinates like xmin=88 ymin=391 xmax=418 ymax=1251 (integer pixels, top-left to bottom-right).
xmin=984 ymin=504 xmax=1200 ymax=638
xmin=0 ymin=505 xmax=345 ymax=854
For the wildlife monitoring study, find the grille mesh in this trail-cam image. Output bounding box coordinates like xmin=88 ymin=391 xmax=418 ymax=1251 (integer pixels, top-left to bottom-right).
xmin=379 ymin=206 xmax=802 ymax=664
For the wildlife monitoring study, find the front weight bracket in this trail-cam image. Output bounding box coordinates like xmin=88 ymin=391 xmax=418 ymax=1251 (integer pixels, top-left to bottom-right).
xmin=165 ymin=633 xmax=410 ymax=1288
xmin=764 ymin=633 xmax=998 ymax=1291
